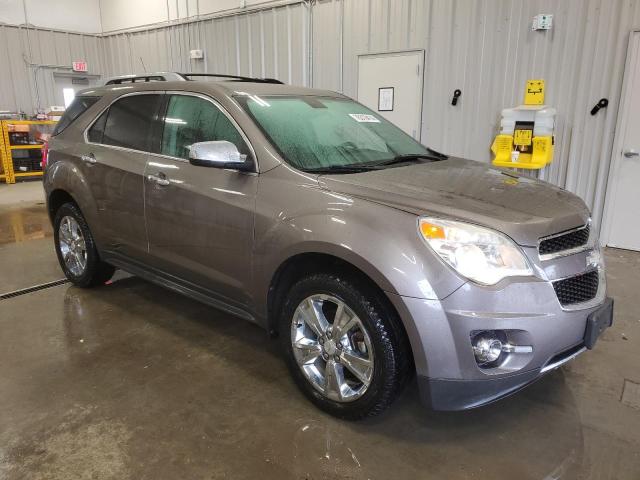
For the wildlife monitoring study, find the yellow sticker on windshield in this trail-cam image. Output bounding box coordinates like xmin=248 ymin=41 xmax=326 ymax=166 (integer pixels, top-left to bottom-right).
xmin=349 ymin=114 xmax=380 ymax=123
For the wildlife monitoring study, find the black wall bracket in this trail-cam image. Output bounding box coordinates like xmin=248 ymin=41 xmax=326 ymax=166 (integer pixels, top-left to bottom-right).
xmin=590 ymin=98 xmax=609 ymax=115
xmin=451 ymin=89 xmax=462 ymax=106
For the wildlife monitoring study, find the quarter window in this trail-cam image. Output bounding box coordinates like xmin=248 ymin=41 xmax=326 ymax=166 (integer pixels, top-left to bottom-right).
xmin=87 ymin=110 xmax=108 ymax=143
xmin=102 ymin=94 xmax=162 ymax=151
xmin=161 ymin=95 xmax=250 ymax=160
xmin=53 ymin=96 xmax=99 ymax=135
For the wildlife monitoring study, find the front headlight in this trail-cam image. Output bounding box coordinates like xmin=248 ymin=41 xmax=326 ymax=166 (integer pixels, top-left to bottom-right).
xmin=418 ymin=217 xmax=533 ymax=285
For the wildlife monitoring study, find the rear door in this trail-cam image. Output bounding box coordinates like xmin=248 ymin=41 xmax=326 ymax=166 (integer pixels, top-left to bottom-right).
xmin=144 ymin=92 xmax=258 ymax=308
xmin=85 ymin=92 xmax=163 ymax=259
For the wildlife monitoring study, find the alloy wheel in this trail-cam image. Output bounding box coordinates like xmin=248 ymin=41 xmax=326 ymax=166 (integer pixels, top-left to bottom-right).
xmin=290 ymin=294 xmax=374 ymax=402
xmin=58 ymin=215 xmax=87 ymax=276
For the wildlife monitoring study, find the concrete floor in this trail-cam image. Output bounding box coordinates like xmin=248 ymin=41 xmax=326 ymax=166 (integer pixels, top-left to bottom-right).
xmin=1 ymin=182 xmax=639 ymax=480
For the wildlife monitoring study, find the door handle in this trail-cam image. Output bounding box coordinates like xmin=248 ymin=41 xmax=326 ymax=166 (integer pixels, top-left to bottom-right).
xmin=147 ymin=173 xmax=170 ymax=186
xmin=623 ymin=149 xmax=639 ymax=158
xmin=81 ymin=153 xmax=96 ymax=164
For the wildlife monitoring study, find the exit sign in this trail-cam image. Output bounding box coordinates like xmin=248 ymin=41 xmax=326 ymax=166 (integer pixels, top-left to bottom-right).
xmin=72 ymin=61 xmax=88 ymax=72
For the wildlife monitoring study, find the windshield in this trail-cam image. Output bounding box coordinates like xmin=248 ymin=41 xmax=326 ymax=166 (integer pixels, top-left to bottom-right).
xmin=236 ymin=95 xmax=430 ymax=171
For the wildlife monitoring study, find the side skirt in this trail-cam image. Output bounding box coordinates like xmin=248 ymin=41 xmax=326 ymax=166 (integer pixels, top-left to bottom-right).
xmin=102 ymin=251 xmax=258 ymax=325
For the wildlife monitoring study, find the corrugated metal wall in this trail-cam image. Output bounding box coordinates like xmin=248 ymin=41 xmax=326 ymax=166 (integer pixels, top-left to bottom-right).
xmin=97 ymin=0 xmax=640 ymax=228
xmin=2 ymin=0 xmax=638 ymax=229
xmin=101 ymin=3 xmax=311 ymax=86
xmin=325 ymin=0 xmax=640 ymax=229
xmin=0 ymin=25 xmax=105 ymax=112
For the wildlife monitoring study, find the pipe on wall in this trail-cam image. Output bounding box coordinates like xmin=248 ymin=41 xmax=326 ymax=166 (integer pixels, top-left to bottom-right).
xmin=306 ymin=0 xmax=314 ymax=87
xmin=20 ymin=0 xmax=39 ymax=110
xmin=339 ymin=0 xmax=343 ymax=93
xmin=100 ymin=0 xmax=307 ymax=35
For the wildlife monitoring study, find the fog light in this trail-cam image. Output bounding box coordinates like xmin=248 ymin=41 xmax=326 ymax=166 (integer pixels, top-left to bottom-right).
xmin=473 ymin=336 xmax=503 ymax=364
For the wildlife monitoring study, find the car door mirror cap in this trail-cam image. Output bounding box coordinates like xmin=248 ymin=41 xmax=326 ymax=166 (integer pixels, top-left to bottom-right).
xmin=189 ymin=140 xmax=252 ymax=171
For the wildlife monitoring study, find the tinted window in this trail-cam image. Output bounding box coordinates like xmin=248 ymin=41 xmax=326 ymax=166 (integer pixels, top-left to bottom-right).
xmin=102 ymin=94 xmax=161 ymax=151
xmin=161 ymin=95 xmax=250 ymax=160
xmin=53 ymin=96 xmax=99 ymax=135
xmin=87 ymin=110 xmax=108 ymax=143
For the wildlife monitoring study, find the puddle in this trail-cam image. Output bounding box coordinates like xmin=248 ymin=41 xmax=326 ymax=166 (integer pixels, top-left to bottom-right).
xmin=0 ymin=205 xmax=52 ymax=245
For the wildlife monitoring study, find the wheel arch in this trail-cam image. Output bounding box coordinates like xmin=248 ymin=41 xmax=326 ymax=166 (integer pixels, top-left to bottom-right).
xmin=267 ymin=252 xmax=413 ymax=364
xmin=266 ymin=249 xmax=388 ymax=325
xmin=48 ymin=189 xmax=79 ymax=221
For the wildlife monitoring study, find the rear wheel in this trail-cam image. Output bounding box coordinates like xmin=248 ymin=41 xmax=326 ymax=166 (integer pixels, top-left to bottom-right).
xmin=280 ymin=273 xmax=409 ymax=420
xmin=53 ymin=203 xmax=115 ymax=287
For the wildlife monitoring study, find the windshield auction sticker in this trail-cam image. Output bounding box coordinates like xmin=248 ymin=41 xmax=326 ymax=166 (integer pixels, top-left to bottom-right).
xmin=349 ymin=114 xmax=380 ymax=123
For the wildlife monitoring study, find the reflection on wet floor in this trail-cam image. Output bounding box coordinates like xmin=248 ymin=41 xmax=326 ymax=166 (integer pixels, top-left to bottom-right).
xmin=0 ymin=203 xmax=639 ymax=479
xmin=0 ymin=204 xmax=52 ymax=245
xmin=0 ymin=278 xmax=593 ymax=479
xmin=0 ymin=204 xmax=60 ymax=293
xmin=1 ymin=267 xmax=639 ymax=479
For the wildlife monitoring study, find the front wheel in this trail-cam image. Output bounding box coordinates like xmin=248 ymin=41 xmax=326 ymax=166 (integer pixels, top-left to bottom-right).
xmin=53 ymin=202 xmax=115 ymax=287
xmin=280 ymin=273 xmax=410 ymax=420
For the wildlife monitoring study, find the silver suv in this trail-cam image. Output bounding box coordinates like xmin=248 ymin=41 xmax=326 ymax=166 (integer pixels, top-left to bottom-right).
xmin=44 ymin=75 xmax=613 ymax=419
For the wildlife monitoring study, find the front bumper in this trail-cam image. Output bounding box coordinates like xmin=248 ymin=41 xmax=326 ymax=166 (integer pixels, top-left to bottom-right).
xmin=387 ymin=272 xmax=613 ymax=411
xmin=418 ymin=368 xmax=542 ymax=411
xmin=417 ymin=342 xmax=589 ymax=411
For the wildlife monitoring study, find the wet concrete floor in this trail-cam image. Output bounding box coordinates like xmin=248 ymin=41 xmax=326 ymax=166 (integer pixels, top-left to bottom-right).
xmin=1 ymin=185 xmax=639 ymax=479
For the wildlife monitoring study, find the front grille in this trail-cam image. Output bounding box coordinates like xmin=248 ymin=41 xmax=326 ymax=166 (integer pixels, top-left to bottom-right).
xmin=552 ymin=270 xmax=599 ymax=306
xmin=539 ymin=224 xmax=590 ymax=257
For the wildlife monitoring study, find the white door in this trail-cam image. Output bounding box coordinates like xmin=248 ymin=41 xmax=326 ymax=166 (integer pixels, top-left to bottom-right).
xmin=52 ymin=74 xmax=99 ymax=107
xmin=357 ymin=51 xmax=424 ymax=140
xmin=605 ymin=32 xmax=640 ymax=251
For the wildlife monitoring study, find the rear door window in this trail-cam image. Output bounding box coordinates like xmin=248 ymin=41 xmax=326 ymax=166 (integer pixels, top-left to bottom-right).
xmin=102 ymin=94 xmax=162 ymax=152
xmin=53 ymin=96 xmax=100 ymax=135
xmin=160 ymin=94 xmax=251 ymax=160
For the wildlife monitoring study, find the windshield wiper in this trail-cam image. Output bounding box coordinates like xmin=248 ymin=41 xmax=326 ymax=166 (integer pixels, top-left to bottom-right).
xmin=302 ymin=148 xmax=449 ymax=173
xmin=371 ymin=153 xmax=445 ymax=167
xmin=426 ymin=147 xmax=448 ymax=159
xmin=303 ymin=164 xmax=381 ymax=174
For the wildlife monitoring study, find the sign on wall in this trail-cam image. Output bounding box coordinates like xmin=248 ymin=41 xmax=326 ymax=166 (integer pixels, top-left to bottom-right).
xmin=72 ymin=61 xmax=88 ymax=72
xmin=378 ymin=87 xmax=394 ymax=111
xmin=524 ymin=79 xmax=545 ymax=105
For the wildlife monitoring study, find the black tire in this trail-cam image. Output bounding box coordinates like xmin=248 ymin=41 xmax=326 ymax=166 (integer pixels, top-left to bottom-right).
xmin=279 ymin=273 xmax=410 ymax=420
xmin=53 ymin=202 xmax=115 ymax=287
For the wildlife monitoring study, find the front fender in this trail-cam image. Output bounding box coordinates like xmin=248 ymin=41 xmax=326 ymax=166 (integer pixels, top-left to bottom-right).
xmin=252 ymin=187 xmax=465 ymax=379
xmin=256 ymin=208 xmax=463 ymax=300
xmin=252 ymin=167 xmax=465 ymax=321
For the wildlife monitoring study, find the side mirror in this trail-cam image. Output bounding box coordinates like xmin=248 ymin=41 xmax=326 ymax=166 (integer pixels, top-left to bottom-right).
xmin=188 ymin=140 xmax=252 ymax=171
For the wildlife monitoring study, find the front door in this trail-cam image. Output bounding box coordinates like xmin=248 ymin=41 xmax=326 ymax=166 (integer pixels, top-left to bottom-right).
xmin=85 ymin=92 xmax=163 ymax=258
xmin=357 ymin=51 xmax=425 ymax=140
xmin=605 ymin=31 xmax=640 ymax=251
xmin=144 ymin=93 xmax=258 ymax=308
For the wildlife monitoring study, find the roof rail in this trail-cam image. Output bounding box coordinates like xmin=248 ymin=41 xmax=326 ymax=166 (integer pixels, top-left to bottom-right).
xmin=104 ymin=72 xmax=186 ymax=85
xmin=179 ymin=73 xmax=284 ymax=84
xmin=104 ymin=72 xmax=284 ymax=86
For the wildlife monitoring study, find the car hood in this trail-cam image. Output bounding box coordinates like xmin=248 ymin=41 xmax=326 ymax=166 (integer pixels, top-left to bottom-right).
xmin=318 ymin=158 xmax=590 ymax=246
